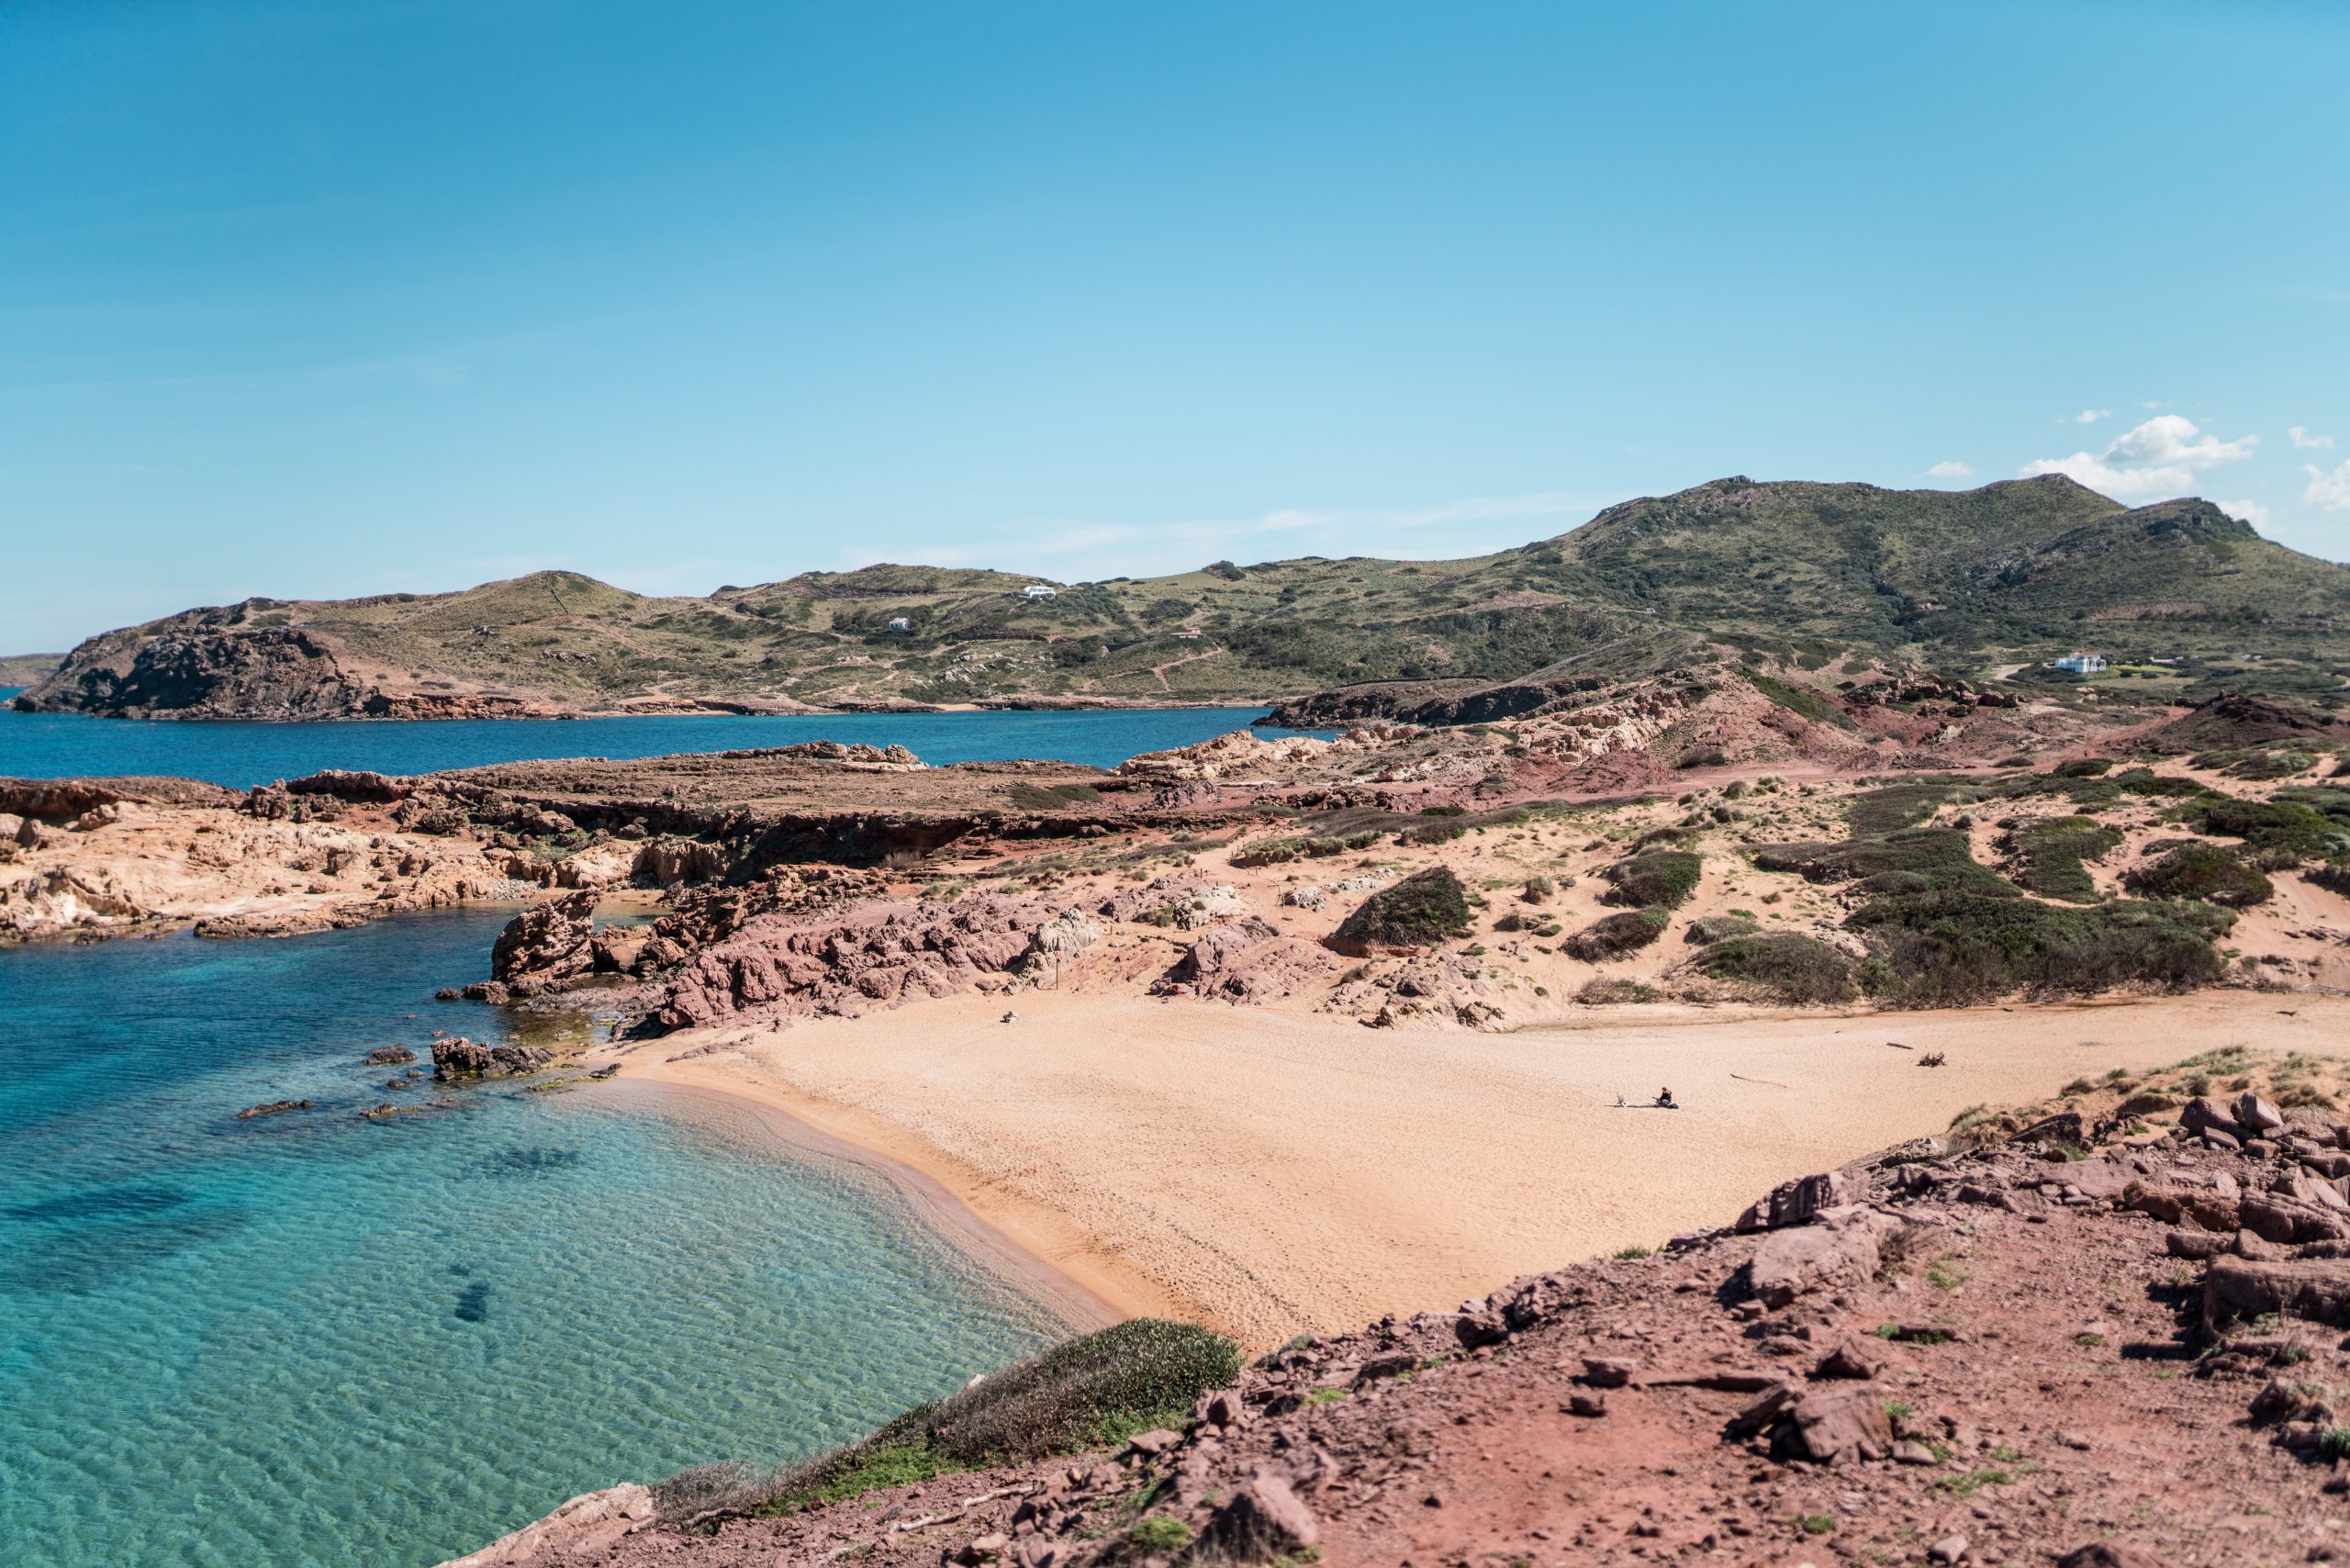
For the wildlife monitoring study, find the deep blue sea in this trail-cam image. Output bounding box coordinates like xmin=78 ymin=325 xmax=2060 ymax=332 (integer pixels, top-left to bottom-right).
xmin=0 ymin=911 xmax=1065 ymax=1566
xmin=0 ymin=691 xmax=1303 ymax=787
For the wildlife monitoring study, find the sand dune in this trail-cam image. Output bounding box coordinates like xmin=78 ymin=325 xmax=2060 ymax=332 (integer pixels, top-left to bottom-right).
xmin=624 ymin=989 xmax=2350 ymax=1350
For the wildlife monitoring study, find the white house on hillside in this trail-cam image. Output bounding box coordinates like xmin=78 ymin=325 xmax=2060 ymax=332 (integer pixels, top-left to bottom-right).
xmin=2053 ymin=651 xmax=2106 ymax=674
xmin=1023 ymin=583 xmax=1058 ymax=599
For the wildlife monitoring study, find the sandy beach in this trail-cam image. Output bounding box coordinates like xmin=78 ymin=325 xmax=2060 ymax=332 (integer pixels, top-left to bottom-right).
xmin=625 ymin=988 xmax=2350 ymax=1350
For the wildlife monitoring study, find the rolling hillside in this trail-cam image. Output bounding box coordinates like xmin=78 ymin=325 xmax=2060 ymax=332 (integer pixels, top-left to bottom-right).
xmin=17 ymin=476 xmax=2349 ymax=719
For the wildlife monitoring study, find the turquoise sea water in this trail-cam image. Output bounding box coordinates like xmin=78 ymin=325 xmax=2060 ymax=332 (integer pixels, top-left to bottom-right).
xmin=0 ymin=693 xmax=1314 ymax=787
xmin=0 ymin=911 xmax=1062 ymax=1566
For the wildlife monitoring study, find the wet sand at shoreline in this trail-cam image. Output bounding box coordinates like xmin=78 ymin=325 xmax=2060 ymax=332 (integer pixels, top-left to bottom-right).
xmin=625 ymin=990 xmax=2350 ymax=1350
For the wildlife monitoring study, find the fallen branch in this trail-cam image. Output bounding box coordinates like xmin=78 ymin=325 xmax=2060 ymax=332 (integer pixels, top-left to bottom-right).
xmin=1731 ymin=1073 xmax=1788 ymax=1088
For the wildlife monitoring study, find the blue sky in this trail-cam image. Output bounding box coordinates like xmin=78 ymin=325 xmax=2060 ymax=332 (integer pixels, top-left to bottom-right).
xmin=3 ymin=0 xmax=2345 ymax=653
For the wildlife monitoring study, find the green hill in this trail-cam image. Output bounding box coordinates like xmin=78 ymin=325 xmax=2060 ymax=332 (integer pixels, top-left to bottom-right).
xmin=18 ymin=477 xmax=2349 ymax=719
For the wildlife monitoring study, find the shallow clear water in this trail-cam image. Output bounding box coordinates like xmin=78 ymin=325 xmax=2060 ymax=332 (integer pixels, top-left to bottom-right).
xmin=0 ymin=694 xmax=1315 ymax=787
xmin=0 ymin=911 xmax=1062 ymax=1566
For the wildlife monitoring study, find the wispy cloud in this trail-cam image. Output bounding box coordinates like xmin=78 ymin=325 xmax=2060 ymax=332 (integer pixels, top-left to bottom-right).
xmin=2021 ymin=413 xmax=2257 ymax=501
xmin=2290 ymin=425 xmax=2336 ymax=451
xmin=837 ymin=489 xmax=1618 ymax=581
xmin=2072 ymin=409 xmax=2111 ymax=425
xmin=2306 ymin=462 xmax=2350 ymax=513
xmin=1924 ymin=460 xmax=1974 ymax=479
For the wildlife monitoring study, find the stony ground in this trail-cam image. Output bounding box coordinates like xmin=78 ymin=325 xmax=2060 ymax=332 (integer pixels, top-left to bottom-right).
xmin=504 ymin=1087 xmax=2350 ymax=1568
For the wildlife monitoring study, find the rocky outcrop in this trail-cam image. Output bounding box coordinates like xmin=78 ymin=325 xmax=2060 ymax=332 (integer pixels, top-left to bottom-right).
xmin=647 ymin=894 xmax=1058 ymax=1032
xmin=1152 ymin=917 xmax=1344 ymax=1004
xmin=488 ymin=892 xmax=599 ymax=996
xmin=434 ymin=1484 xmax=655 ymax=1567
xmin=431 ymin=1037 xmax=556 ymax=1081
xmin=18 ymin=624 xmax=375 ymax=720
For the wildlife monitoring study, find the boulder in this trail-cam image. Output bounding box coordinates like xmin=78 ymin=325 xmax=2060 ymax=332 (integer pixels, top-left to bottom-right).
xmin=2238 ymin=1193 xmax=2350 ymax=1245
xmin=1736 ymin=1170 xmax=1856 ymax=1233
xmin=1748 ymin=1207 xmax=1904 ymax=1309
xmin=432 ymin=1038 xmax=498 ymax=1079
xmin=365 ymin=1045 xmax=417 ymax=1066
xmin=590 ymin=930 xmax=649 ymax=974
xmin=2234 ymin=1091 xmax=2286 ymax=1135
xmin=1812 ymin=1338 xmax=1887 ymax=1381
xmin=1733 ymin=1382 xmax=1894 ymax=1465
xmin=2179 ymin=1096 xmax=2245 ymax=1141
xmin=1580 ymin=1356 xmax=1639 ymax=1387
xmin=2204 ymin=1255 xmax=2350 ymax=1329
xmin=1204 ymin=1472 xmax=1318 ymax=1558
xmin=2121 ymin=1182 xmax=2241 ymax=1232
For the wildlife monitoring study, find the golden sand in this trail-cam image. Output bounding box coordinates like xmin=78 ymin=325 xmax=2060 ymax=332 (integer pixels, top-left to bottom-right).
xmin=625 ymin=990 xmax=2349 ymax=1350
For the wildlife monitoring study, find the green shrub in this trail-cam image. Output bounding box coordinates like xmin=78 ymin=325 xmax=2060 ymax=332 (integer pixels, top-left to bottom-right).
xmin=1692 ymin=934 xmax=1860 ymax=1004
xmin=2052 ymin=757 xmax=2113 ymax=778
xmin=1683 ymin=913 xmax=1760 ymax=945
xmin=2125 ymin=843 xmax=2274 ymax=907
xmin=2184 ymin=797 xmax=2349 ymax=863
xmin=1602 ymin=848 xmax=1703 ymax=910
xmin=1754 ymin=828 xmax=2013 ymax=897
xmin=2006 ymin=817 xmax=2124 ymax=903
xmin=1848 ymin=890 xmax=2224 ymax=1007
xmin=667 ymin=1319 xmax=1240 ymax=1523
xmin=1845 ymin=780 xmax=1965 ymax=835
xmin=1331 ymin=867 xmax=1472 ymax=950
xmin=1564 ymin=907 xmax=1670 ymax=961
xmin=2111 ymin=767 xmax=2210 ymax=799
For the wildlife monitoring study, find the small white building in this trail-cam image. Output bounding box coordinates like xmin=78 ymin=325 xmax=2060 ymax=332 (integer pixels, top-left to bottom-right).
xmin=1022 ymin=584 xmax=1058 ymax=599
xmin=885 ymin=616 xmax=912 ymax=632
xmin=2053 ymin=652 xmax=2106 ymax=675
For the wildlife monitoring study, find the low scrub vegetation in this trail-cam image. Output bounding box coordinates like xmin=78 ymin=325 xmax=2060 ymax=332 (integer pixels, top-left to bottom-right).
xmin=1690 ymin=933 xmax=1860 ymax=1004
xmin=1230 ymin=829 xmax=1381 ymax=868
xmin=653 ymin=1319 xmax=1240 ymax=1526
xmin=1846 ymin=890 xmax=2226 ymax=1008
xmin=2183 ymin=794 xmax=2350 ymax=864
xmin=1601 ymin=847 xmax=1703 ymax=910
xmin=1754 ymin=827 xmax=2014 ymax=898
xmin=2004 ymin=816 xmax=2124 ymax=903
xmin=1330 ymin=866 xmax=1472 ymax=951
xmin=1564 ymin=907 xmax=1670 ymax=961
xmin=2124 ymin=842 xmax=2274 ymax=906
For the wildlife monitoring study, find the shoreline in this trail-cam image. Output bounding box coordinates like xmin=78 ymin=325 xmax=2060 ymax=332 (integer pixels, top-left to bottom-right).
xmin=610 ymin=988 xmax=2350 ymax=1351
xmin=612 ymin=1057 xmax=1171 ymax=1333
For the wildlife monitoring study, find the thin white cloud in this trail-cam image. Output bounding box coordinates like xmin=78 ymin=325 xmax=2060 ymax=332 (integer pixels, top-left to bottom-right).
xmin=2216 ymin=499 xmax=2270 ymax=529
xmin=2290 ymin=425 xmax=2336 ymax=451
xmin=2021 ymin=414 xmax=2258 ymax=501
xmin=1924 ymin=461 xmax=1974 ymax=479
xmin=2073 ymin=409 xmax=2111 ymax=425
xmin=2306 ymin=462 xmax=2350 ymax=513
xmin=831 ymin=489 xmax=1621 ymax=583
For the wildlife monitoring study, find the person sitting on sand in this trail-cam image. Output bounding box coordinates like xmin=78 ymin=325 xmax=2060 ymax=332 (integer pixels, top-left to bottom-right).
xmin=1656 ymin=1086 xmax=1677 ymax=1109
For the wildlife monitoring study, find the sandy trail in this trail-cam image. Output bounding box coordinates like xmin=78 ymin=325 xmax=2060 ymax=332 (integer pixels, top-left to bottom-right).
xmin=626 ymin=990 xmax=2350 ymax=1350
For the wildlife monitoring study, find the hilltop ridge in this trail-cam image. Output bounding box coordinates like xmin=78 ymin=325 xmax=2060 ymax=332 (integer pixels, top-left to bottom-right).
xmin=16 ymin=476 xmax=2349 ymax=721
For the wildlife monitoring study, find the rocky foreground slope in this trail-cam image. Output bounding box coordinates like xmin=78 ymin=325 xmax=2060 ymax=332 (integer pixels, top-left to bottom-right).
xmin=448 ymin=1054 xmax=2350 ymax=1567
